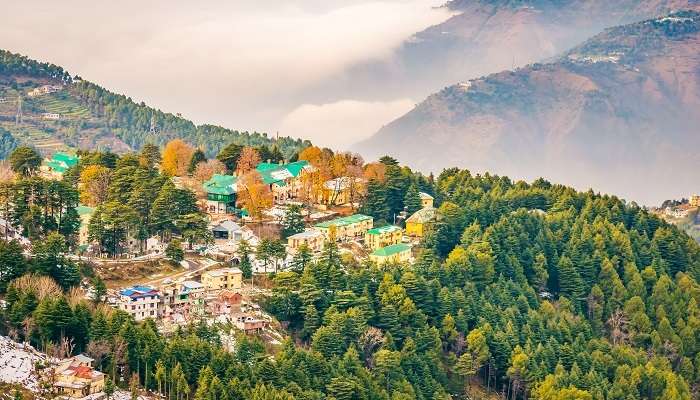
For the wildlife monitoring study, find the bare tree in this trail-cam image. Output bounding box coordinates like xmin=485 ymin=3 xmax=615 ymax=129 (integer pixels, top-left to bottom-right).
xmin=606 ymin=309 xmax=629 ymax=345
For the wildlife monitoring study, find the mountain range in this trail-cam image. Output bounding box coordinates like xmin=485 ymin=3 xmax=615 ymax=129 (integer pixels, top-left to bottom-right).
xmin=356 ymin=5 xmax=700 ymax=205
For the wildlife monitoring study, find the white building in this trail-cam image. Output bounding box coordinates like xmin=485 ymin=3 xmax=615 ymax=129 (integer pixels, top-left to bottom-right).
xmin=117 ymin=286 xmax=161 ymax=321
xmin=42 ymin=112 xmax=60 ymax=120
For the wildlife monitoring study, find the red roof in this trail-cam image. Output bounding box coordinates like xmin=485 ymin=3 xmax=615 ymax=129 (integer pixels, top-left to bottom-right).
xmin=71 ymin=366 xmax=94 ymax=379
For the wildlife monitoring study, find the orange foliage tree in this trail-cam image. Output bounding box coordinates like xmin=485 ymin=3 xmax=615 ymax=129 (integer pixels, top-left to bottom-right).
xmin=161 ymin=139 xmax=194 ymax=176
xmin=236 ymin=147 xmax=261 ymax=176
xmin=79 ymin=165 xmax=112 ymax=206
xmin=236 ymin=171 xmax=272 ymax=223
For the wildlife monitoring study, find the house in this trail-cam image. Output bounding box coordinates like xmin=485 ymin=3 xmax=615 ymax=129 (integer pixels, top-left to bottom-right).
xmin=405 ymin=207 xmax=437 ymax=237
xmin=42 ymin=112 xmax=60 ymax=120
xmin=117 ymin=286 xmax=161 ymax=321
xmin=76 ymin=205 xmax=94 ymax=246
xmin=320 ymin=177 xmax=363 ymax=206
xmin=665 ymin=204 xmax=693 ymax=219
xmin=161 ymin=280 xmax=206 ymax=317
xmin=203 ymin=174 xmax=237 ymax=214
xmin=419 ymin=192 xmax=434 ymax=209
xmin=28 ymin=84 xmax=61 ymax=97
xmin=287 ymin=229 xmax=325 ymax=253
xmin=40 ymin=152 xmax=79 ymax=179
xmin=256 ymin=160 xmax=311 ymax=203
xmin=53 ymin=354 xmax=105 ymax=399
xmin=208 ymin=290 xmax=243 ymax=316
xmin=234 ymin=315 xmax=268 ymax=334
xmin=691 ymin=195 xmax=700 ymax=207
xmin=365 ymin=225 xmax=402 ymax=250
xmin=211 ymin=220 xmax=244 ymax=241
xmin=201 ymin=267 xmax=243 ymax=292
xmin=370 ymin=243 xmax=412 ymax=265
xmin=315 ymin=214 xmax=373 ymax=242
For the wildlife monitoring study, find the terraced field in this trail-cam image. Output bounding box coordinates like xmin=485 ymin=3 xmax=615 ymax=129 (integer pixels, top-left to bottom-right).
xmin=26 ymin=90 xmax=91 ymax=119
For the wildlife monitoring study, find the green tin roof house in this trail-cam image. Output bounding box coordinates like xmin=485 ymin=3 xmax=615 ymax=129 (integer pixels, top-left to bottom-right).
xmin=40 ymin=152 xmax=79 ymax=179
xmin=203 ymin=174 xmax=237 ymax=214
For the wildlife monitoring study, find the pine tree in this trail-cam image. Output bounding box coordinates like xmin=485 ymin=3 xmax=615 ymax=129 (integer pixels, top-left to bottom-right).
xmin=404 ymin=184 xmax=422 ymax=215
xmin=281 ymin=204 xmax=305 ymax=238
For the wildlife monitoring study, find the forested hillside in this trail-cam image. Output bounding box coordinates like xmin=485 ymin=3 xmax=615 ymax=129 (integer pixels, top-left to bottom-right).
xmin=3 ymin=154 xmax=700 ymax=399
xmin=0 ymin=50 xmax=309 ymax=157
xmin=356 ymin=11 xmax=700 ymax=205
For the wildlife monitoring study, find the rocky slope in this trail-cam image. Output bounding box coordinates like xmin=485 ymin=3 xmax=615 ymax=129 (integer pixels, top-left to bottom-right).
xmin=355 ymin=11 xmax=700 ymax=205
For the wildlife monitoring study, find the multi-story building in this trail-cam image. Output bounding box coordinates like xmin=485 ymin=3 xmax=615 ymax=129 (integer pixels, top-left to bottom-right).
xmin=203 ymin=174 xmax=237 ymax=214
xmin=315 ymin=214 xmax=373 ymax=242
xmin=256 ymin=160 xmax=311 ymax=203
xmin=201 ymin=267 xmax=243 ymax=292
xmin=320 ymin=177 xmax=363 ymax=206
xmin=287 ymin=229 xmax=325 ymax=253
xmin=53 ymin=354 xmax=105 ymax=399
xmin=370 ymin=243 xmax=412 ymax=266
xmin=365 ymin=225 xmax=402 ymax=250
xmin=117 ymin=286 xmax=161 ymax=321
xmin=161 ymin=280 xmax=206 ymax=317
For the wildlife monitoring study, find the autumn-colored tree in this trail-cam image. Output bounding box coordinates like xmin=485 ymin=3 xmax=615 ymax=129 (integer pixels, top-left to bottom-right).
xmin=161 ymin=139 xmax=194 ymax=176
xmin=194 ymin=159 xmax=226 ymax=184
xmin=236 ymin=147 xmax=261 ymax=175
xmin=236 ymin=171 xmax=272 ymax=223
xmin=298 ymin=146 xmax=323 ymax=165
xmin=79 ymin=165 xmax=112 ymax=206
xmin=364 ymin=162 xmax=387 ymax=183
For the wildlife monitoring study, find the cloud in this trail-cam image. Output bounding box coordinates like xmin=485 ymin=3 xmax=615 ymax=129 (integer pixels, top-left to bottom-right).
xmin=279 ymin=99 xmax=415 ymax=150
xmin=0 ymin=1 xmax=450 ymax=136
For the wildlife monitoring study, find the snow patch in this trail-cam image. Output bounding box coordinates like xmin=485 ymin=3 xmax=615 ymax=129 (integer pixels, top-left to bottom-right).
xmin=0 ymin=337 xmax=45 ymax=391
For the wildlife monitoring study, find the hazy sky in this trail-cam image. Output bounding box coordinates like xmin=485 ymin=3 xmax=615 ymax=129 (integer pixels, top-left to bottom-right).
xmin=1 ymin=0 xmax=452 ymax=150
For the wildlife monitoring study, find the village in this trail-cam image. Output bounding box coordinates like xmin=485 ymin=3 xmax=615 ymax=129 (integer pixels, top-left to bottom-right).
xmin=35 ymin=149 xmax=439 ymax=344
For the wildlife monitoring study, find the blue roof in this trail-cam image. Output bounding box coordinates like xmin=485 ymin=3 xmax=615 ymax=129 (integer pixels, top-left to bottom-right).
xmin=120 ymin=285 xmax=158 ymax=297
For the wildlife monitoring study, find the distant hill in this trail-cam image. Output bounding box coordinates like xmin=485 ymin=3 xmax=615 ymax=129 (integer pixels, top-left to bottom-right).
xmin=355 ymin=11 xmax=700 ymax=205
xmin=310 ymin=0 xmax=698 ymax=104
xmin=0 ymin=50 xmax=309 ymax=157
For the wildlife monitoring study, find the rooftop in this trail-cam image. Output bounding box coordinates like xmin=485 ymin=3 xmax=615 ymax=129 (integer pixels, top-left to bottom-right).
xmin=212 ymin=220 xmax=242 ymax=232
xmin=367 ymin=225 xmax=402 ymax=235
xmin=406 ymin=207 xmax=437 ymax=224
xmin=256 ymin=160 xmax=310 ymax=185
xmin=120 ymin=285 xmax=159 ymax=297
xmin=288 ymin=229 xmax=324 ymax=240
xmin=372 ymin=243 xmax=411 ymax=257
xmin=315 ymin=214 xmax=373 ymax=229
xmin=419 ymin=192 xmax=434 ymax=200
xmin=204 ymin=174 xmax=237 ymax=195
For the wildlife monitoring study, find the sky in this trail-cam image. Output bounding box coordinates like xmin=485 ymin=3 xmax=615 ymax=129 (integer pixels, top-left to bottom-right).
xmin=1 ymin=0 xmax=452 ymax=150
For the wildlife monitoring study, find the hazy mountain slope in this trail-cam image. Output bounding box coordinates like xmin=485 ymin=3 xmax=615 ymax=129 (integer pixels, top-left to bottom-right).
xmin=305 ymin=0 xmax=699 ymax=104
xmin=355 ymin=11 xmax=700 ymax=205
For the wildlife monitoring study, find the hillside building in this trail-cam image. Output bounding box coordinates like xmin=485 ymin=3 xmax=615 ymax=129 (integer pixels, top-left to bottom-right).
xmin=365 ymin=225 xmax=403 ymax=250
xmin=53 ymin=355 xmax=105 ymax=399
xmin=315 ymin=214 xmax=373 ymax=242
xmin=320 ymin=177 xmax=363 ymax=206
xmin=161 ymin=280 xmax=206 ymax=317
xmin=419 ymin=192 xmax=434 ymax=208
xmin=256 ymin=160 xmax=311 ymax=203
xmin=117 ymin=286 xmax=161 ymax=321
xmin=203 ymin=174 xmax=237 ymax=214
xmin=287 ymin=229 xmax=325 ymax=253
xmin=691 ymin=195 xmax=700 ymax=207
xmin=405 ymin=207 xmax=437 ymax=237
xmin=40 ymin=152 xmax=79 ymax=180
xmin=201 ymin=267 xmax=243 ymax=292
xmin=370 ymin=243 xmax=412 ymax=265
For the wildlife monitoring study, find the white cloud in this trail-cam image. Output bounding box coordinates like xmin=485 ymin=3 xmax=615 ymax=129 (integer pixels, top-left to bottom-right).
xmin=0 ymin=1 xmax=451 ymax=138
xmin=279 ymin=99 xmax=415 ymax=150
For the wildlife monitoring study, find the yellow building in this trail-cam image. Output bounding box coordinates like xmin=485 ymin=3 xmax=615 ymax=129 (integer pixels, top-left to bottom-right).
xmin=287 ymin=229 xmax=325 ymax=253
xmin=405 ymin=207 xmax=437 ymax=237
xmin=370 ymin=243 xmax=412 ymax=265
xmin=419 ymin=192 xmax=434 ymax=209
xmin=365 ymin=225 xmax=402 ymax=250
xmin=201 ymin=267 xmax=243 ymax=292
xmin=321 ymin=177 xmax=363 ymax=206
xmin=315 ymin=214 xmax=373 ymax=242
xmin=691 ymin=195 xmax=700 ymax=207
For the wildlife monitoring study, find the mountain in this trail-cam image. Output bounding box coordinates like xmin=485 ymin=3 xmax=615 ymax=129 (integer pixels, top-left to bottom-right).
xmin=306 ymin=0 xmax=697 ymax=104
xmin=355 ymin=11 xmax=700 ymax=205
xmin=0 ymin=50 xmax=309 ymax=157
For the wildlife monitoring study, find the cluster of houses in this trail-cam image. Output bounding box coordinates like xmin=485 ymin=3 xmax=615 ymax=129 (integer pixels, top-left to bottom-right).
xmin=40 ymin=151 xmax=79 ymax=180
xmin=661 ymin=195 xmax=700 ymax=219
xmin=27 ymin=84 xmax=62 ymax=98
xmin=112 ymin=267 xmax=270 ymax=335
xmin=51 ymin=354 xmax=105 ymax=400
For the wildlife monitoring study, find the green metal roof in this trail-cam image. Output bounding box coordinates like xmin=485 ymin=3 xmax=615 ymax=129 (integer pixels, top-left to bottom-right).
xmin=255 ymin=160 xmax=309 ymax=185
xmin=367 ymin=225 xmax=402 ymax=235
xmin=76 ymin=205 xmax=95 ymax=216
xmin=315 ymin=214 xmax=372 ymax=229
xmin=203 ymin=174 xmax=237 ymax=195
xmin=372 ymin=243 xmax=411 ymax=257
xmin=52 ymin=152 xmax=79 ymax=167
xmin=45 ymin=160 xmax=68 ymax=172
